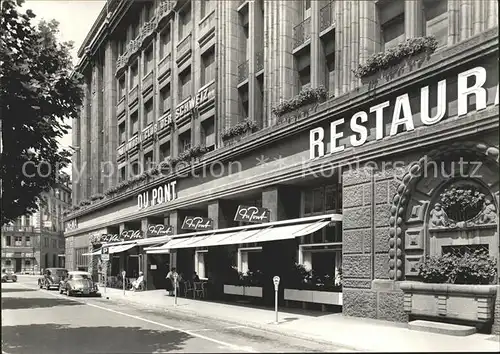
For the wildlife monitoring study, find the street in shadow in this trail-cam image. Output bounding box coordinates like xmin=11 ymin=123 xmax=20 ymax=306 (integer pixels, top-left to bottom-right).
xmin=1 ymin=297 xmax=82 ymax=310
xmin=1 ymin=288 xmax=37 ymax=293
xmin=1 ymin=323 xmax=192 ymax=354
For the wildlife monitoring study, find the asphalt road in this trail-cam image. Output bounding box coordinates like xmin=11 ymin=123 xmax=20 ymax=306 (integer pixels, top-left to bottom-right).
xmin=2 ymin=277 xmax=348 ymax=353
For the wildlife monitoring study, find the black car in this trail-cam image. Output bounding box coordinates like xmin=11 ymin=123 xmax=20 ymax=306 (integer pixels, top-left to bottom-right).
xmin=38 ymin=268 xmax=68 ymax=290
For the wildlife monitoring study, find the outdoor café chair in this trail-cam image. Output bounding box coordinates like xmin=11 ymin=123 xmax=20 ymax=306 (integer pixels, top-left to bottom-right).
xmin=193 ymin=281 xmax=205 ymax=299
xmin=183 ymin=280 xmax=194 ymax=298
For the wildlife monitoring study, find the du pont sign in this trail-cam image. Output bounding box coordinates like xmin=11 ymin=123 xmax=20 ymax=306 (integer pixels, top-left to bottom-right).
xmin=138 ymin=181 xmax=178 ymax=210
xmin=146 ymin=224 xmax=174 ymax=237
xmin=234 ymin=206 xmax=271 ymax=224
xmin=176 ymin=86 xmax=214 ymax=118
xmin=181 ymin=216 xmax=214 ymax=231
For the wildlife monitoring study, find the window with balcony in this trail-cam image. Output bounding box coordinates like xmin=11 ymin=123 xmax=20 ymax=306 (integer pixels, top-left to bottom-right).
xmin=159 ymin=26 xmax=171 ymax=59
xmin=119 ymin=122 xmax=126 ymax=144
xmin=179 ymin=4 xmax=192 ymax=41
xmin=144 ymin=99 xmax=154 ymax=126
xmin=144 ymin=45 xmax=154 ymax=74
xmin=179 ymin=130 xmax=191 ymax=153
xmin=201 ymin=117 xmax=215 ymax=151
xmin=131 ymin=111 xmax=139 ymax=137
xmin=118 ymin=75 xmax=126 ymax=101
xmin=144 ymin=151 xmax=154 ymax=171
xmin=145 ymin=1 xmax=155 ymax=21
xmin=379 ymin=0 xmax=405 ymax=51
xmin=296 ymin=48 xmax=311 ymax=91
xmin=118 ymin=38 xmax=126 ymax=56
xmin=130 ymin=61 xmax=139 ymax=89
xmin=160 ymin=141 xmax=171 ymax=161
xmin=238 ymin=86 xmax=249 ymax=118
xmin=131 ymin=18 xmax=140 ymax=40
xmin=14 ymin=236 xmax=22 ymax=246
xmin=178 ymin=67 xmax=191 ymax=101
xmin=424 ymin=0 xmax=448 ymax=48
xmin=201 ymin=47 xmax=215 ymax=86
xmin=25 ymin=236 xmax=31 ymax=247
xmin=160 ymin=85 xmax=171 ymax=114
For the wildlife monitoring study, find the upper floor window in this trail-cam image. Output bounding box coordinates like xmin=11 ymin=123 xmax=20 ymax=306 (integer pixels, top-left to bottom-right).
xmin=145 ymin=1 xmax=155 ymax=21
xmin=25 ymin=236 xmax=31 ymax=247
xmin=159 ymin=26 xmax=171 ymax=59
xmin=119 ymin=122 xmax=126 ymax=144
xmin=201 ymin=47 xmax=215 ymax=86
xmin=160 ymin=141 xmax=171 ymax=161
xmin=296 ymin=47 xmax=311 ymax=91
xmin=118 ymin=75 xmax=126 ymax=100
xmin=179 ymin=4 xmax=192 ymax=40
xmin=6 ymin=236 xmax=11 ymax=246
xmin=302 ymin=183 xmax=341 ymax=216
xmin=160 ymin=85 xmax=171 ymax=114
xmin=144 ymin=45 xmax=154 ymax=74
xmin=201 ymin=117 xmax=215 ymax=151
xmin=144 ymin=99 xmax=154 ymax=126
xmin=119 ymin=167 xmax=126 ymax=182
xmin=303 ymin=0 xmax=311 ymax=18
xmin=178 ymin=67 xmax=191 ymax=101
xmin=200 ymin=0 xmax=211 ymax=19
xmin=238 ymin=87 xmax=249 ymax=118
xmin=179 ymin=130 xmax=191 ymax=153
xmin=423 ymin=0 xmax=448 ymax=48
xmin=14 ymin=236 xmax=22 ymax=246
xmin=379 ymin=0 xmax=405 ymax=51
xmin=130 ymin=111 xmax=139 ymax=136
xmin=131 ymin=18 xmax=140 ymax=40
xmin=130 ymin=62 xmax=139 ymax=89
xmin=144 ymin=151 xmax=154 ymax=171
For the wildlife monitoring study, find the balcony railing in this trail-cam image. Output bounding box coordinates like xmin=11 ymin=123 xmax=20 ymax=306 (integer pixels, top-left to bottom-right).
xmin=142 ymin=19 xmax=156 ymax=42
xmin=238 ymin=60 xmax=249 ymax=83
xmin=320 ymin=1 xmax=335 ymax=32
xmin=256 ymin=51 xmax=264 ymax=72
xmin=293 ymin=17 xmax=311 ymax=48
xmin=2 ymin=226 xmax=35 ymax=232
xmin=157 ymin=0 xmax=175 ymax=23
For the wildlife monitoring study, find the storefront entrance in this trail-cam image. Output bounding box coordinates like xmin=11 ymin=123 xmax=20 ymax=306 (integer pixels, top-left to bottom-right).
xmin=14 ymin=258 xmax=21 ymax=273
xmin=147 ymin=254 xmax=170 ymax=290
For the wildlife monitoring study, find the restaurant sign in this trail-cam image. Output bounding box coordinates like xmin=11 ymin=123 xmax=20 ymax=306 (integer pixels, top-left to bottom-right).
xmin=181 ymin=216 xmax=214 ymax=231
xmin=121 ymin=230 xmax=143 ymax=240
xmin=146 ymin=224 xmax=174 ymax=237
xmin=100 ymin=234 xmax=122 ymax=243
xmin=234 ymin=206 xmax=271 ymax=224
xmin=176 ymin=85 xmax=214 ymax=118
xmin=138 ymin=181 xmax=178 ymax=210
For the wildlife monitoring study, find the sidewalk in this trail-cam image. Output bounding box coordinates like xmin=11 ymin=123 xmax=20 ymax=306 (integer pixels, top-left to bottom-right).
xmin=99 ymin=287 xmax=499 ymax=352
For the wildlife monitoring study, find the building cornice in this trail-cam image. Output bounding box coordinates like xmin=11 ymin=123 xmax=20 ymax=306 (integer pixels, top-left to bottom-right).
xmin=64 ymin=27 xmax=499 ymax=224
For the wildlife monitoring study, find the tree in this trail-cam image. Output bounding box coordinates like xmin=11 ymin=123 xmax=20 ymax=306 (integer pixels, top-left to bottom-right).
xmin=0 ymin=0 xmax=83 ymax=226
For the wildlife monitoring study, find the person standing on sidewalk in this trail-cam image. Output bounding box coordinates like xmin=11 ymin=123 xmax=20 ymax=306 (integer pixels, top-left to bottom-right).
xmin=165 ymin=267 xmax=178 ymax=296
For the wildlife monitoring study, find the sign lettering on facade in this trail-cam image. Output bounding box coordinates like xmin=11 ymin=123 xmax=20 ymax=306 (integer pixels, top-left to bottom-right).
xmin=137 ymin=181 xmax=178 ymax=210
xmin=100 ymin=234 xmax=122 ymax=243
xmin=309 ymin=66 xmax=499 ymax=159
xmin=146 ymin=224 xmax=174 ymax=237
xmin=121 ymin=230 xmax=143 ymax=240
xmin=175 ymin=86 xmax=214 ymax=118
xmin=181 ymin=216 xmax=214 ymax=231
xmin=234 ymin=205 xmax=271 ymax=224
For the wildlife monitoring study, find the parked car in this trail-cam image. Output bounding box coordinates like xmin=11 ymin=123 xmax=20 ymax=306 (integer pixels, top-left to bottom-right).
xmin=38 ymin=268 xmax=68 ymax=290
xmin=59 ymin=271 xmax=101 ymax=297
xmin=1 ymin=270 xmax=17 ymax=283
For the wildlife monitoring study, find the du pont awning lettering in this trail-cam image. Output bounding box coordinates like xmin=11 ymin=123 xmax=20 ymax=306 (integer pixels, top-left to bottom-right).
xmin=310 ymin=66 xmax=499 ymax=159
xmin=137 ymin=181 xmax=178 ymax=210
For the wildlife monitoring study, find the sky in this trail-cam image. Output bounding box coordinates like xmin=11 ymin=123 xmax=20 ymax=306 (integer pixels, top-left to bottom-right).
xmin=21 ymin=0 xmax=106 ymax=173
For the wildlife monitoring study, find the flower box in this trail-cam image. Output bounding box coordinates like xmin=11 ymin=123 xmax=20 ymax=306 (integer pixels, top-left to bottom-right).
xmin=284 ymin=288 xmax=343 ymax=305
xmin=276 ymin=102 xmax=321 ymax=125
xmin=223 ymin=284 xmax=263 ymax=298
xmin=400 ymin=281 xmax=497 ymax=323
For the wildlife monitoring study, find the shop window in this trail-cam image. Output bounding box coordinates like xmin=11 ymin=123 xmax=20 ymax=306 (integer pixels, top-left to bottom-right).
xmin=14 ymin=236 xmax=22 ymax=246
xmin=201 ymin=117 xmax=215 ymax=151
xmin=25 ymin=236 xmax=31 ymax=247
xmin=119 ymin=122 xmax=126 ymax=144
xmin=160 ymin=85 xmax=171 ymax=114
xmin=379 ymin=0 xmax=405 ymax=51
xmin=159 ymin=26 xmax=171 ymax=59
xmin=118 ymin=75 xmax=125 ymax=100
xmin=195 ymin=250 xmax=207 ymax=279
xmin=75 ymin=247 xmax=89 ymax=269
xmin=144 ymin=45 xmax=154 ymax=75
xmin=6 ymin=236 xmax=11 ymax=246
xmin=302 ymin=183 xmax=340 ymax=216
xmin=160 ymin=141 xmax=171 ymax=161
xmin=130 ymin=111 xmax=139 ymax=136
xmin=178 ymin=67 xmax=191 ymax=102
xmin=130 ymin=61 xmax=139 ymax=89
xmin=423 ymin=0 xmax=448 ymax=48
xmin=144 ymin=99 xmax=154 ymax=126
xmin=238 ymin=247 xmax=263 ymax=274
xmin=300 ymin=247 xmax=342 ymax=277
xmin=201 ymin=47 xmax=215 ymax=86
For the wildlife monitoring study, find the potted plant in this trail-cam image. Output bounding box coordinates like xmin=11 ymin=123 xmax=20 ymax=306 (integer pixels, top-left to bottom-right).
xmin=284 ymin=263 xmax=343 ymax=305
xmin=223 ymin=269 xmax=264 ymax=298
xmin=400 ymin=249 xmax=497 ymax=324
xmin=272 ymin=86 xmax=327 ymax=123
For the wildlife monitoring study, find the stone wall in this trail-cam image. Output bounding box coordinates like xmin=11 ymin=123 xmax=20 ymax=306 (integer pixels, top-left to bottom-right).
xmin=493 ymin=286 xmax=500 ymax=335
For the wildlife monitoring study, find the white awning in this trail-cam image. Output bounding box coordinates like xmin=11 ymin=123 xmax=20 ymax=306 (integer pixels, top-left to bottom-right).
xmin=136 ymin=237 xmax=173 ymax=246
xmin=108 ymin=243 xmax=137 ymax=254
xmin=82 ymin=249 xmax=102 ymax=256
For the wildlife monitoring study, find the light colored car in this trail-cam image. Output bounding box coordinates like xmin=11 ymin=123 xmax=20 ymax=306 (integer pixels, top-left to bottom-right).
xmin=59 ymin=271 xmax=101 ymax=297
xmin=1 ymin=271 xmax=17 ymax=283
xmin=38 ymin=268 xmax=68 ymax=290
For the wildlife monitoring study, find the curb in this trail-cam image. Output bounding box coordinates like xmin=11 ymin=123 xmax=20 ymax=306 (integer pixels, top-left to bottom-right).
xmin=103 ymin=293 xmax=363 ymax=351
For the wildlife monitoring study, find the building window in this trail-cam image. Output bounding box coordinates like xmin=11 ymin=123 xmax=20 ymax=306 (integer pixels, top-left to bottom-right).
xmin=160 ymin=142 xmax=171 ymax=161
xmin=119 ymin=122 xmax=126 ymax=144
xmin=6 ymin=236 xmax=11 ymax=246
xmin=75 ymin=247 xmax=89 ymax=269
xmin=44 ymin=237 xmax=49 ymax=247
xmin=119 ymin=167 xmax=126 ymax=182
xmin=195 ymin=250 xmax=208 ymax=279
xmin=144 ymin=99 xmax=154 ymax=126
xmin=201 ymin=117 xmax=215 ymax=151
xmin=238 ymin=87 xmax=249 ymax=118
xmin=130 ymin=160 xmax=140 ymax=178
xmin=179 ymin=130 xmax=191 ymax=153
xmin=238 ymin=247 xmax=263 ymax=274
xmin=379 ymin=0 xmax=405 ymax=51
xmin=178 ymin=67 xmax=191 ymax=101
xmin=5 ymin=260 xmax=11 ymax=266
xmin=59 ymin=240 xmax=64 ymax=248
xmin=118 ymin=75 xmax=126 ymax=100
xmin=52 ymin=239 xmax=57 ymax=248
xmin=201 ymin=47 xmax=215 ymax=86
xmin=179 ymin=4 xmax=192 ymax=41
xmin=160 ymin=85 xmax=171 ymax=114
xmin=296 ymin=48 xmax=311 ymax=91
xmin=25 ymin=260 xmax=31 ymax=266
xmin=303 ymin=0 xmax=311 ymax=18
xmin=130 ymin=111 xmax=139 ymax=136
xmin=144 ymin=151 xmax=154 ymax=171
xmin=302 ymin=183 xmax=341 ymax=216
xmin=144 ymin=45 xmax=154 ymax=75
xmin=145 ymin=1 xmax=154 ymax=21
xmin=322 ymin=36 xmax=335 ymax=96
xmin=25 ymin=236 xmax=31 ymax=247
xmin=14 ymin=236 xmax=22 ymax=246
xmin=118 ymin=38 xmax=126 ymax=56
xmin=300 ymin=247 xmax=342 ymax=279
xmin=200 ymin=0 xmax=210 ymax=19
xmin=159 ymin=26 xmax=171 ymax=59
xmin=130 ymin=61 xmax=139 ymax=89
xmin=131 ymin=18 xmax=140 ymax=40
xmin=423 ymin=0 xmax=448 ymax=48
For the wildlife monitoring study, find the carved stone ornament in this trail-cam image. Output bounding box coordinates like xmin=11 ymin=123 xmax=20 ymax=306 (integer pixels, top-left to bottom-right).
xmin=429 ymin=203 xmax=449 ymax=227
xmin=478 ymin=198 xmax=497 ymax=225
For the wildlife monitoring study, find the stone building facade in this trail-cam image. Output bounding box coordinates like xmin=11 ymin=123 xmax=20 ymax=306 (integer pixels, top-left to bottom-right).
xmin=65 ymin=0 xmax=499 ymax=331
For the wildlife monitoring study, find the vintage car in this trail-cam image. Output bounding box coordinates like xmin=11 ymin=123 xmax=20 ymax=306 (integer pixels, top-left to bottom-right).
xmin=38 ymin=268 xmax=68 ymax=290
xmin=1 ymin=270 xmax=17 ymax=283
xmin=59 ymin=271 xmax=101 ymax=297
